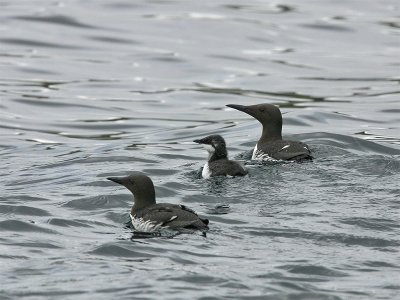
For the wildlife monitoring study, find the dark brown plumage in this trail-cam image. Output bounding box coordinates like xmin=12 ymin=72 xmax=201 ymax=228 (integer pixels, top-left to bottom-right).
xmin=226 ymin=103 xmax=312 ymax=161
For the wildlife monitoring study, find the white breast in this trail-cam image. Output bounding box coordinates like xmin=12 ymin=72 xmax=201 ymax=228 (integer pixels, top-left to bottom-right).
xmin=202 ymin=162 xmax=212 ymax=179
xmin=251 ymin=145 xmax=258 ymax=160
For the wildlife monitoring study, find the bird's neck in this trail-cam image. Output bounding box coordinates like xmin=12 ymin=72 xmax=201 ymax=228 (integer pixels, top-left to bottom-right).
xmin=208 ymin=148 xmax=227 ymax=162
xmin=131 ymin=194 xmax=156 ymax=215
xmin=260 ymin=124 xmax=282 ymax=142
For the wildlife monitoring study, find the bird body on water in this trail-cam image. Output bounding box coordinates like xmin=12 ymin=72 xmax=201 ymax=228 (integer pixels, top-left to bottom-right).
xmin=107 ymin=174 xmax=209 ymax=232
xmin=194 ymin=134 xmax=248 ymax=178
xmin=226 ymin=103 xmax=312 ymax=162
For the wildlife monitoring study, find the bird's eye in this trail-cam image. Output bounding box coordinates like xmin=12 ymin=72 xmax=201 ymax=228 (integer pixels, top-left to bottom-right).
xmin=259 ymin=108 xmax=265 ymax=112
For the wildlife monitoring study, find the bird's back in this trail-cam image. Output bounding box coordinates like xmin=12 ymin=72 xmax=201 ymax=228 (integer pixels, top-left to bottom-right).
xmin=134 ymin=203 xmax=209 ymax=230
xmin=255 ymin=139 xmax=312 ymax=161
xmin=208 ymin=159 xmax=248 ymax=177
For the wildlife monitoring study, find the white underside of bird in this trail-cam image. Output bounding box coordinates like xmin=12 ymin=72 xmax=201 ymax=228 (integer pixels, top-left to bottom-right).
xmin=201 ymin=162 xmax=212 ymax=179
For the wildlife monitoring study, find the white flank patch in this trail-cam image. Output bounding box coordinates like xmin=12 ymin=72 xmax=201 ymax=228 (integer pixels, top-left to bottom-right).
xmin=202 ymin=162 xmax=212 ymax=179
xmin=168 ymin=216 xmax=178 ymax=222
xmin=251 ymin=145 xmax=278 ymax=162
xmin=280 ymin=145 xmax=290 ymax=151
xmin=130 ymin=214 xmax=163 ymax=232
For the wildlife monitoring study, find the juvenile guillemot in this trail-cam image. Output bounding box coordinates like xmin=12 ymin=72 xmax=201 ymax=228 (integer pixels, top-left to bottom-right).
xmin=193 ymin=134 xmax=248 ymax=178
xmin=226 ymin=103 xmax=312 ymax=161
xmin=107 ymin=173 xmax=209 ymax=232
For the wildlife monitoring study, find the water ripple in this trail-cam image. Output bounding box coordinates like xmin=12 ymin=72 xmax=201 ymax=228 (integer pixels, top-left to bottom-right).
xmin=1 ymin=0 xmax=399 ymax=299
xmin=0 ymin=38 xmax=81 ymax=49
xmin=0 ymin=220 xmax=56 ymax=234
xmin=13 ymin=15 xmax=98 ymax=29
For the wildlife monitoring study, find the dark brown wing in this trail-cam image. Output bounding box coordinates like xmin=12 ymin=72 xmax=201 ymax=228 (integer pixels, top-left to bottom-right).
xmin=208 ymin=160 xmax=248 ymax=177
xmin=259 ymin=140 xmax=312 ymax=161
xmin=136 ymin=204 xmax=208 ymax=230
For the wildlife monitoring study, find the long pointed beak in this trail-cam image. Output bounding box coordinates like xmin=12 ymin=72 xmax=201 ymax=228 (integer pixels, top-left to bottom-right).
xmin=193 ymin=139 xmax=202 ymax=144
xmin=107 ymin=177 xmax=124 ymax=185
xmin=226 ymin=104 xmax=249 ymax=113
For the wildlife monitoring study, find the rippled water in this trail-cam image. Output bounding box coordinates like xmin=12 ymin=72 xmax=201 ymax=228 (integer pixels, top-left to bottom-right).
xmin=1 ymin=0 xmax=400 ymax=299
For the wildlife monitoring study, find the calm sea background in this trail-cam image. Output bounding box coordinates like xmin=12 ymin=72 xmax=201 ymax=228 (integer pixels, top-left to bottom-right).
xmin=1 ymin=1 xmax=399 ymax=299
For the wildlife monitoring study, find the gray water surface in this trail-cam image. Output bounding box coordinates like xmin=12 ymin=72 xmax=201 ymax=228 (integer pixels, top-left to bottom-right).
xmin=1 ymin=0 xmax=400 ymax=299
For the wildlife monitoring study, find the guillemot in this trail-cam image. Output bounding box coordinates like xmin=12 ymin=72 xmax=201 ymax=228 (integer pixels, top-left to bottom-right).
xmin=107 ymin=173 xmax=209 ymax=232
xmin=194 ymin=134 xmax=248 ymax=178
xmin=226 ymin=103 xmax=312 ymax=161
